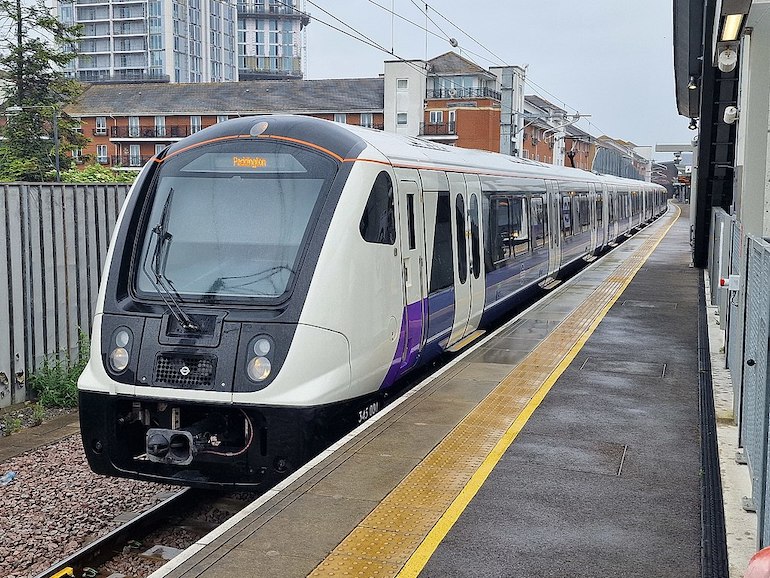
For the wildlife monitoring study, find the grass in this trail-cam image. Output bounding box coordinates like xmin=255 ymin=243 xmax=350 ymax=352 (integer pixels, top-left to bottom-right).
xmin=29 ymin=331 xmax=90 ymax=409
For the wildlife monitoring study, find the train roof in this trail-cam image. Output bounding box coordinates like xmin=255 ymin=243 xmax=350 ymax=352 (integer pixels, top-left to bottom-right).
xmin=336 ymin=121 xmax=661 ymax=191
xmin=163 ymin=115 xmax=662 ymax=191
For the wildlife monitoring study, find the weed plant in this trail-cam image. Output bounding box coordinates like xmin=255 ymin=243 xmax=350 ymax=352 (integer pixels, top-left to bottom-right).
xmin=30 ymin=332 xmax=90 ymax=408
xmin=0 ymin=414 xmax=22 ymax=436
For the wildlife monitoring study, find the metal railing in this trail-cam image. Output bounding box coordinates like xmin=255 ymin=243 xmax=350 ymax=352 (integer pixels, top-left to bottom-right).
xmin=111 ymin=155 xmax=152 ymax=167
xmin=426 ymin=87 xmax=501 ymax=101
xmin=236 ymin=3 xmax=309 ymax=21
xmin=419 ymin=122 xmax=456 ymax=136
xmin=110 ymin=126 xmax=191 ymax=138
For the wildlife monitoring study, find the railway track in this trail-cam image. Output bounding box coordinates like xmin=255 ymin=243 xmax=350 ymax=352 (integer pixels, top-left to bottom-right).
xmin=34 ymin=488 xmax=255 ymax=578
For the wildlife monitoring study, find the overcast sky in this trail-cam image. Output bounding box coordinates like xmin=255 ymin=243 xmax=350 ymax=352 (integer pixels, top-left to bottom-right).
xmin=302 ymin=0 xmax=689 ymax=157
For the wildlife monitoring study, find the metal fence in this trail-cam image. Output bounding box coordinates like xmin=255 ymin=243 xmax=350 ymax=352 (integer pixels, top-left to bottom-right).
xmin=0 ymin=183 xmax=130 ymax=408
xmin=711 ymin=210 xmax=770 ymax=546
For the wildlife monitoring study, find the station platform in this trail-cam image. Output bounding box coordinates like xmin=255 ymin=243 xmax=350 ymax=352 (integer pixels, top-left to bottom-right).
xmin=150 ymin=203 xmax=704 ymax=578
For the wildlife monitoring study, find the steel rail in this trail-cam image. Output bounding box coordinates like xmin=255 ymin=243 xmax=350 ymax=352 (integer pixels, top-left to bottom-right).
xmin=33 ymin=487 xmax=200 ymax=578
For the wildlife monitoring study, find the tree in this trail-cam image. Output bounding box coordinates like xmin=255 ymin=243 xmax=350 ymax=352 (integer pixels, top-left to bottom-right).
xmin=0 ymin=0 xmax=85 ymax=182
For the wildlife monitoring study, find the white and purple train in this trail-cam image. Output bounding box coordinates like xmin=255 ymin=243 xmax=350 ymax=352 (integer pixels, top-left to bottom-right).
xmin=78 ymin=116 xmax=667 ymax=488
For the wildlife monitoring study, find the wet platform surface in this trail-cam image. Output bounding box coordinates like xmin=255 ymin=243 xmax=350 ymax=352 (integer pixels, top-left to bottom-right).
xmin=149 ymin=203 xmax=701 ymax=578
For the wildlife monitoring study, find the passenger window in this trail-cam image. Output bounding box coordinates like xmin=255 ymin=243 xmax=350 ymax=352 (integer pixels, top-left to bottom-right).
xmin=531 ymin=197 xmax=546 ymax=248
xmin=406 ymin=193 xmax=416 ymax=250
xmin=491 ymin=197 xmax=511 ymax=263
xmin=578 ymin=196 xmax=590 ymax=230
xmin=562 ymin=196 xmax=573 ymax=237
xmin=469 ymin=194 xmax=481 ymax=279
xmin=455 ymin=194 xmax=467 ymax=284
xmin=510 ymin=197 xmax=529 ymax=256
xmin=597 ymin=198 xmax=603 ymax=227
xmin=429 ymin=192 xmax=453 ymax=293
xmin=359 ymin=172 xmax=396 ymax=245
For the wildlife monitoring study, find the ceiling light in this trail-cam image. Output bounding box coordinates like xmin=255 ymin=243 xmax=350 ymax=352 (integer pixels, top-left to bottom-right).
xmin=721 ymin=14 xmax=744 ymax=42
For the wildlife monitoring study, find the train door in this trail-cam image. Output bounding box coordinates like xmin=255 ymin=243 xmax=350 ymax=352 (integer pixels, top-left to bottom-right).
xmin=595 ymin=184 xmax=606 ymax=250
xmin=546 ymin=181 xmax=561 ymax=277
xmin=589 ymin=184 xmax=598 ymax=251
xmin=607 ymin=186 xmax=617 ymax=242
xmin=446 ymin=172 xmax=472 ymax=348
xmin=395 ymin=172 xmax=427 ymax=371
xmin=463 ymin=174 xmax=485 ymax=336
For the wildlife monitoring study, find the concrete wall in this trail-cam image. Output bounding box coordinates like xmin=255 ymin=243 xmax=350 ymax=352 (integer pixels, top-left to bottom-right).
xmin=383 ymin=59 xmax=427 ymax=136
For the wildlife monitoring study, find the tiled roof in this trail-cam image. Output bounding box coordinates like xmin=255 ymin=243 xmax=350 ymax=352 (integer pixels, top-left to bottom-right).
xmin=66 ymin=78 xmax=385 ymax=116
xmin=428 ymin=51 xmax=492 ymax=76
xmin=525 ymin=94 xmax=567 ymax=115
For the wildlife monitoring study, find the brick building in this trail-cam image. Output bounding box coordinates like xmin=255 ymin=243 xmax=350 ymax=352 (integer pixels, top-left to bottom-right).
xmin=60 ymin=49 xmax=646 ymax=181
xmin=65 ymin=78 xmax=384 ymax=168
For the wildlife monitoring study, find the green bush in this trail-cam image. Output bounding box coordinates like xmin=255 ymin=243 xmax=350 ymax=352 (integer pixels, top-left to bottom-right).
xmin=30 ymin=331 xmax=90 ymax=408
xmin=60 ymin=163 xmax=137 ymax=184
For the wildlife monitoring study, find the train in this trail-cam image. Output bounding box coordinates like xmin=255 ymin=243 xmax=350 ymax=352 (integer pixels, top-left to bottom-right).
xmin=78 ymin=115 xmax=667 ymax=488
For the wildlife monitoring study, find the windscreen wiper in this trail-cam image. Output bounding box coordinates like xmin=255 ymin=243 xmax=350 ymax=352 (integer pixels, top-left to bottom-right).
xmin=142 ymin=188 xmax=199 ymax=333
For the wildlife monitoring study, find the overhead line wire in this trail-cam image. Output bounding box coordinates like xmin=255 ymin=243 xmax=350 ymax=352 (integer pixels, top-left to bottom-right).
xmin=296 ymin=1 xmax=615 ymax=139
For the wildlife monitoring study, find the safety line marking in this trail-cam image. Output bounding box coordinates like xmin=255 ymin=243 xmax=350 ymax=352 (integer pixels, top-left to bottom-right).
xmin=310 ymin=205 xmax=681 ymax=578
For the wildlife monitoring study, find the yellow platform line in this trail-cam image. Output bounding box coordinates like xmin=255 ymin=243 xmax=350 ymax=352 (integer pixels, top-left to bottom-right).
xmin=309 ymin=206 xmax=681 ymax=578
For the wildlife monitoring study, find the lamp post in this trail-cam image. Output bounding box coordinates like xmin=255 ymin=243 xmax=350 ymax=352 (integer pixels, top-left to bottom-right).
xmin=5 ymin=104 xmax=61 ymax=182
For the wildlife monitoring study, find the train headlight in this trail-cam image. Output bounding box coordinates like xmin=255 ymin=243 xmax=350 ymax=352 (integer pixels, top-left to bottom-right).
xmin=247 ymin=356 xmax=271 ymax=381
xmin=109 ymin=347 xmax=130 ymax=373
xmin=246 ymin=335 xmax=274 ymax=382
xmin=108 ymin=327 xmax=133 ymax=374
xmin=254 ymin=338 xmax=271 ymax=356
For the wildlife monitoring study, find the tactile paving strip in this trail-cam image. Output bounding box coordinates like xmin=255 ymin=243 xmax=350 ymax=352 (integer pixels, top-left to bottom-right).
xmin=309 ymin=208 xmax=680 ymax=578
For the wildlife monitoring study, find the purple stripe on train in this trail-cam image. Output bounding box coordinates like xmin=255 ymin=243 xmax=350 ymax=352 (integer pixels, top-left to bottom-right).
xmin=379 ymin=299 xmax=424 ymax=389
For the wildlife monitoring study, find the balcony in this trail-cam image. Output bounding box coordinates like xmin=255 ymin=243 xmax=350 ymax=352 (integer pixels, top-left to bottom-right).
xmin=236 ymin=4 xmax=310 ymax=24
xmin=420 ymin=122 xmax=456 ymax=136
xmin=426 ymin=87 xmax=502 ymax=101
xmin=110 ymin=126 xmax=191 ymax=138
xmin=80 ymin=70 xmax=170 ymax=84
xmin=112 ymin=155 xmax=152 ymax=168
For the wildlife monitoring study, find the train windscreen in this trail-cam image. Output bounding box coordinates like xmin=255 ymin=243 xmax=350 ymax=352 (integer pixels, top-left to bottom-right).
xmin=133 ymin=140 xmax=338 ymax=302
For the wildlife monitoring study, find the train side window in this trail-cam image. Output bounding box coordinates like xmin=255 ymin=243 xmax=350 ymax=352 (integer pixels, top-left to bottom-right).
xmin=531 ymin=197 xmax=545 ymax=248
xmin=406 ymin=193 xmax=416 ymax=250
xmin=596 ymin=195 xmax=604 ymax=227
xmin=578 ymin=196 xmax=590 ymax=230
xmin=429 ymin=192 xmax=453 ymax=293
xmin=510 ymin=197 xmax=530 ymax=256
xmin=491 ymin=197 xmax=511 ymax=264
xmin=360 ymin=172 xmax=396 ymax=245
xmin=455 ymin=194 xmax=467 ymax=284
xmin=469 ymin=193 xmax=481 ymax=279
xmin=562 ymin=196 xmax=572 ymax=237
xmin=608 ymin=196 xmax=615 ymax=223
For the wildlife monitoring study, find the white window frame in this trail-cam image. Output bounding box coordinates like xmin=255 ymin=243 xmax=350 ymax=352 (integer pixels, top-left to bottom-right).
xmin=128 ymin=116 xmax=140 ymax=137
xmin=397 ymin=112 xmax=408 ymax=125
xmin=129 ymin=144 xmax=142 ymax=167
xmin=96 ymin=144 xmax=108 ymax=164
xmin=429 ymin=110 xmax=443 ymax=124
xmin=190 ymin=115 xmax=202 ymax=133
xmin=397 ymin=79 xmax=408 ymax=89
xmin=334 ymin=113 xmax=347 ymax=124
xmin=360 ymin=113 xmax=374 ymax=128
xmin=217 ymin=115 xmax=229 ymax=123
xmin=95 ymin=116 xmax=107 ymax=135
xmin=154 ymin=115 xmax=166 ymax=137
